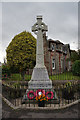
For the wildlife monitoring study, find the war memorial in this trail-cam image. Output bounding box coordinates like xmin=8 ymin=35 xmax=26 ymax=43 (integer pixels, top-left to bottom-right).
xmin=22 ymin=16 xmax=57 ymax=106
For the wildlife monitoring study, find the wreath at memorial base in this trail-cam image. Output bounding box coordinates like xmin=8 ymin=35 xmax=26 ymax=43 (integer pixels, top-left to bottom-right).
xmin=46 ymin=91 xmax=54 ymax=100
xmin=27 ymin=90 xmax=55 ymax=100
xmin=36 ymin=89 xmax=45 ymax=96
xmin=27 ymin=91 xmax=36 ymax=100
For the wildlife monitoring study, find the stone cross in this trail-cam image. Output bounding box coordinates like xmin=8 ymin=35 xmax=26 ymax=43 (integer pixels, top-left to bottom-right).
xmin=28 ymin=16 xmax=52 ymax=89
xmin=32 ymin=16 xmax=48 ymax=68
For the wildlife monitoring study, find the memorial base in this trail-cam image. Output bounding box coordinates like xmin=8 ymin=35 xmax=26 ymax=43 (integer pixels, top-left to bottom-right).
xmin=22 ymin=67 xmax=59 ymax=104
xmin=28 ymin=67 xmax=52 ymax=89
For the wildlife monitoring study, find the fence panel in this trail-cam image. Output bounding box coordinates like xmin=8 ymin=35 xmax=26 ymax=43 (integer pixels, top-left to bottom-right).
xmin=2 ymin=81 xmax=80 ymax=108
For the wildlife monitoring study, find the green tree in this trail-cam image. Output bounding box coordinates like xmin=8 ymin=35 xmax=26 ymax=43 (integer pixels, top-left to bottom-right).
xmin=77 ymin=49 xmax=80 ymax=59
xmin=72 ymin=60 xmax=80 ymax=76
xmin=6 ymin=31 xmax=36 ymax=80
xmin=2 ymin=64 xmax=11 ymax=77
xmin=70 ymin=50 xmax=79 ymax=62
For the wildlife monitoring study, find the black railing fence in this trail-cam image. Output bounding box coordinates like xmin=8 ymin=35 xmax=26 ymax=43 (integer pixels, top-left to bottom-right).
xmin=2 ymin=68 xmax=80 ymax=108
xmin=2 ymin=81 xmax=80 ymax=108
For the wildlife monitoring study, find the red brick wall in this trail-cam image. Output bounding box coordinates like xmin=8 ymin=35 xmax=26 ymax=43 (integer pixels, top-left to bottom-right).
xmin=43 ymin=33 xmax=71 ymax=75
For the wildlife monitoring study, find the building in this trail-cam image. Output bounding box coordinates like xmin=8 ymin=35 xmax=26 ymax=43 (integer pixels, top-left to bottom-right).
xmin=43 ymin=33 xmax=71 ymax=75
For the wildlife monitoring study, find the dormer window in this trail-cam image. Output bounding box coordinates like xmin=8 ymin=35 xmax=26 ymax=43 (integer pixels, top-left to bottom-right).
xmin=52 ymin=44 xmax=54 ymax=51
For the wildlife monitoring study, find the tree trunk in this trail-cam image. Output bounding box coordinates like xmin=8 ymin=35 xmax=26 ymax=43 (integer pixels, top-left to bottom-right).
xmin=21 ymin=71 xmax=25 ymax=80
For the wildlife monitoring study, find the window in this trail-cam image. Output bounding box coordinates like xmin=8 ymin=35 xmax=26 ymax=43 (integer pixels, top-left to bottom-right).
xmin=56 ymin=44 xmax=58 ymax=49
xmin=52 ymin=44 xmax=54 ymax=51
xmin=61 ymin=47 xmax=63 ymax=51
xmin=52 ymin=59 xmax=55 ymax=70
xmin=65 ymin=50 xmax=67 ymax=54
xmin=61 ymin=59 xmax=63 ymax=68
xmin=68 ymin=61 xmax=71 ymax=70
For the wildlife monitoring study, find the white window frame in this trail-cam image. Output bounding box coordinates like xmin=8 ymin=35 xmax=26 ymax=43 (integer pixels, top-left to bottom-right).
xmin=52 ymin=59 xmax=55 ymax=70
xmin=61 ymin=59 xmax=63 ymax=69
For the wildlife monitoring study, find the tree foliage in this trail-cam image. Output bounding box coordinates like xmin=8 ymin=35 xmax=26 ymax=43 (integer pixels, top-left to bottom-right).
xmin=6 ymin=31 xmax=36 ymax=74
xmin=2 ymin=64 xmax=11 ymax=77
xmin=70 ymin=49 xmax=80 ymax=62
xmin=72 ymin=60 xmax=80 ymax=76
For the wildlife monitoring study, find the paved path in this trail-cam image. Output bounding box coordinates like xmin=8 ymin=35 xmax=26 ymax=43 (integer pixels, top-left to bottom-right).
xmin=2 ymin=100 xmax=80 ymax=119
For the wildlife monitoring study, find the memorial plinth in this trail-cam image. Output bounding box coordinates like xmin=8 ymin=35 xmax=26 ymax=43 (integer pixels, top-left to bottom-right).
xmin=28 ymin=16 xmax=52 ymax=89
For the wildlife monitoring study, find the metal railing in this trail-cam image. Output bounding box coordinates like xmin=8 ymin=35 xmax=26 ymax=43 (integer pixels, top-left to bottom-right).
xmin=2 ymin=81 xmax=80 ymax=108
xmin=2 ymin=69 xmax=80 ymax=108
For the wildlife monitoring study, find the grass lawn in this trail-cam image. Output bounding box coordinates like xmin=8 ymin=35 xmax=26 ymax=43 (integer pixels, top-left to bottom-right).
xmin=3 ymin=72 xmax=80 ymax=81
xmin=5 ymin=74 xmax=31 ymax=81
xmin=49 ymin=72 xmax=80 ymax=80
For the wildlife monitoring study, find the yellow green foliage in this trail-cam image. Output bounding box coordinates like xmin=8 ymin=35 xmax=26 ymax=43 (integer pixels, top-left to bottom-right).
xmin=6 ymin=31 xmax=36 ymax=71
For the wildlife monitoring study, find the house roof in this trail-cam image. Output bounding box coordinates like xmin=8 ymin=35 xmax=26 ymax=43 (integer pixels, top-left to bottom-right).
xmin=48 ymin=39 xmax=64 ymax=45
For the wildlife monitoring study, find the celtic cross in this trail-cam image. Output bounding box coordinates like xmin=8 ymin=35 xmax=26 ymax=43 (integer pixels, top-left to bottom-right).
xmin=32 ymin=16 xmax=48 ymax=68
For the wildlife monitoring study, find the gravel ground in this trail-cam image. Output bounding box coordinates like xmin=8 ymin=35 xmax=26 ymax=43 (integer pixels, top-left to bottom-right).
xmin=2 ymin=99 xmax=80 ymax=120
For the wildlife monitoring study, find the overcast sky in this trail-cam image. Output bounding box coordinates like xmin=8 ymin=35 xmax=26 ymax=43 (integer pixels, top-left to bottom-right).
xmin=0 ymin=2 xmax=78 ymax=62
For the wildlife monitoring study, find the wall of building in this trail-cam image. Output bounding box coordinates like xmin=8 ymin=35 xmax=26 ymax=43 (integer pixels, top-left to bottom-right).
xmin=43 ymin=34 xmax=71 ymax=75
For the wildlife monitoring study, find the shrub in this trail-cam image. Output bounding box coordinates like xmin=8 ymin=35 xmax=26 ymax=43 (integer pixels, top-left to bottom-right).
xmin=2 ymin=65 xmax=11 ymax=77
xmin=72 ymin=60 xmax=80 ymax=76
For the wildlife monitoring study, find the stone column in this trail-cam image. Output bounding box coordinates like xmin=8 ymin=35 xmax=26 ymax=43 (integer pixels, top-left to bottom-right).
xmin=28 ymin=16 xmax=52 ymax=89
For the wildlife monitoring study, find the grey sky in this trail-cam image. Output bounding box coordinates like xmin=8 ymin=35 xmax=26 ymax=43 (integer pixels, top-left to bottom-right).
xmin=1 ymin=2 xmax=78 ymax=62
